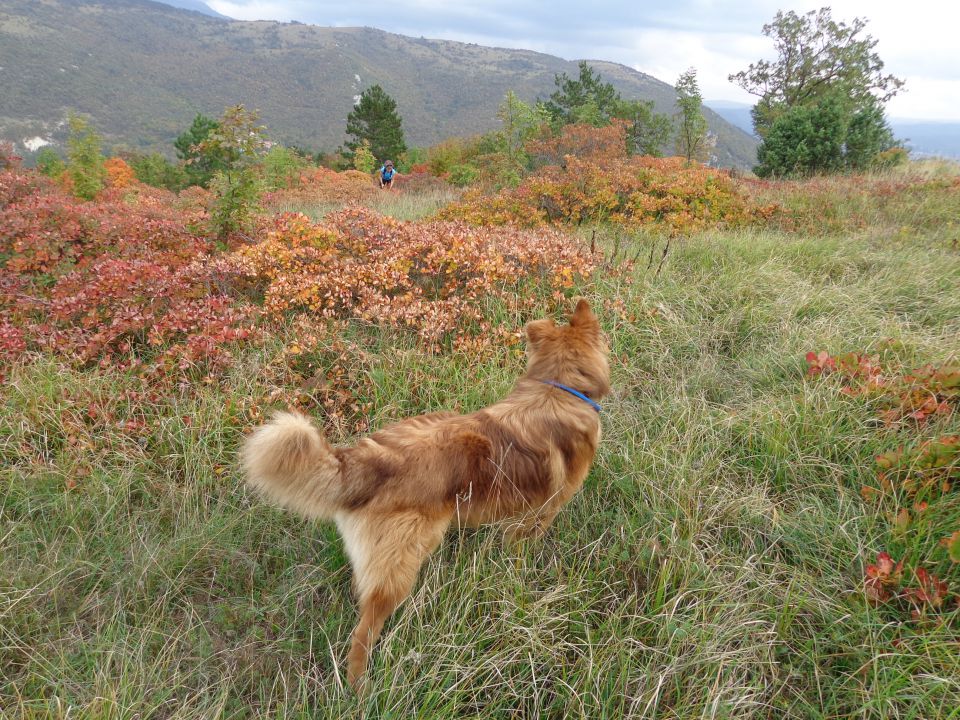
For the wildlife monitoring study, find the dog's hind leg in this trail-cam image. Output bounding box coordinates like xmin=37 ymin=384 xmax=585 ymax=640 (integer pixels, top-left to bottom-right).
xmin=341 ymin=510 xmax=450 ymax=692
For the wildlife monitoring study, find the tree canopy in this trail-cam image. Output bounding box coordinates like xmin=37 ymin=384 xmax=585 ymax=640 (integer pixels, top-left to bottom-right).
xmin=544 ymin=61 xmax=621 ymax=127
xmin=674 ymin=69 xmax=709 ymax=163
xmin=544 ymin=61 xmax=672 ymax=157
xmin=729 ymin=8 xmax=905 ymax=138
xmin=732 ymin=8 xmax=905 ymax=176
xmin=344 ymin=85 xmax=407 ymax=165
xmin=174 ymin=113 xmax=233 ymax=187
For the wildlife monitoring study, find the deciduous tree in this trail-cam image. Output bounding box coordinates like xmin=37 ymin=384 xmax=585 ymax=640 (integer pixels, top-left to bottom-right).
xmin=729 ymin=8 xmax=904 ymax=138
xmin=66 ymin=113 xmax=106 ymax=200
xmin=196 ymin=105 xmax=267 ymax=238
xmin=674 ymin=69 xmax=708 ymax=162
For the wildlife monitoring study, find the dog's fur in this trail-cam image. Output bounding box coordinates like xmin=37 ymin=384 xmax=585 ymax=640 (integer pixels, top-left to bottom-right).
xmin=242 ymin=299 xmax=610 ymax=690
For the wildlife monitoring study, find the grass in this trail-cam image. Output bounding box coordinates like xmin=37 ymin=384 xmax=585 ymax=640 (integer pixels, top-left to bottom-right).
xmin=270 ymin=185 xmax=462 ymax=222
xmin=2 ymin=179 xmax=960 ymax=717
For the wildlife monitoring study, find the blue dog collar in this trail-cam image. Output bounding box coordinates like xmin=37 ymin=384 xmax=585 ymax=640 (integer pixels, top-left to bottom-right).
xmin=542 ymin=380 xmax=601 ymax=413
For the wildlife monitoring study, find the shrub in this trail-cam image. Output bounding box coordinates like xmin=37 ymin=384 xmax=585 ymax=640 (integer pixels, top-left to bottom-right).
xmin=352 ymin=141 xmax=376 ymax=174
xmin=261 ymin=145 xmax=308 ymax=191
xmin=104 ymin=157 xmax=136 ymax=189
xmin=35 ymin=147 xmax=65 ymax=178
xmin=261 ymin=167 xmax=375 ymax=208
xmin=526 ymin=121 xmax=629 ymax=167
xmin=226 ymin=207 xmax=600 ymax=347
xmin=129 ymin=152 xmax=189 ymax=192
xmin=436 ymin=156 xmax=763 ymax=235
xmin=447 ymin=163 xmax=480 ymax=187
xmin=426 ymin=137 xmax=481 ymax=176
xmin=1 ymin=159 xmax=252 ymax=373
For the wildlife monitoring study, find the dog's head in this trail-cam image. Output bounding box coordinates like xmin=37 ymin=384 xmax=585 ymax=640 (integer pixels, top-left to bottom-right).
xmin=524 ymin=299 xmax=610 ymax=399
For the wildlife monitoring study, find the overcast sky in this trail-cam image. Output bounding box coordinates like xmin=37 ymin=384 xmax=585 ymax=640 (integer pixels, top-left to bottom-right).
xmin=204 ymin=0 xmax=959 ymax=121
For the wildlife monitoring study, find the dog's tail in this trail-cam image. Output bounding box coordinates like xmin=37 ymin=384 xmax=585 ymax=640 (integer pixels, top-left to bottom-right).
xmin=242 ymin=411 xmax=343 ymax=520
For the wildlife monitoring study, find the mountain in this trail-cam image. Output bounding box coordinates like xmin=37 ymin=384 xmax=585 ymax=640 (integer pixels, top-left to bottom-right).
xmin=889 ymin=121 xmax=960 ymax=160
xmin=157 ymin=0 xmax=230 ymax=20
xmin=706 ymin=101 xmax=755 ymax=137
xmin=0 ymin=0 xmax=758 ymax=167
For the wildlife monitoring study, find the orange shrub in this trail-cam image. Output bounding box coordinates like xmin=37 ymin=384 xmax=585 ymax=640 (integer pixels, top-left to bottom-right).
xmin=226 ymin=207 xmax=599 ymax=346
xmin=436 ymin=156 xmax=766 ymax=235
xmin=1 ymin=159 xmax=251 ymax=371
xmin=526 ymin=121 xmax=629 ymax=166
xmin=262 ymin=167 xmax=375 ymax=208
xmin=104 ymin=157 xmax=136 ymax=189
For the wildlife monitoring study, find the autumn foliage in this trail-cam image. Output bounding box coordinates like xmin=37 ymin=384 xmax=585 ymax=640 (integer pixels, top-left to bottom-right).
xmin=262 ymin=167 xmax=376 ymax=208
xmin=436 ymin=156 xmax=769 ymax=235
xmin=225 ymin=207 xmax=599 ymax=346
xmin=1 ymin=154 xmax=257 ymax=374
xmin=2 ymin=150 xmax=598 ymax=385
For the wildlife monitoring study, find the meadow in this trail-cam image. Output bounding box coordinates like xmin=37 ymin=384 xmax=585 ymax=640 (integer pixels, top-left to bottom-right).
xmin=1 ymin=142 xmax=959 ymax=718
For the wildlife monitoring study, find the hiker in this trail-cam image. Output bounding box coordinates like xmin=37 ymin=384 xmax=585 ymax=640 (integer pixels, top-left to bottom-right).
xmin=378 ymin=160 xmax=397 ymax=190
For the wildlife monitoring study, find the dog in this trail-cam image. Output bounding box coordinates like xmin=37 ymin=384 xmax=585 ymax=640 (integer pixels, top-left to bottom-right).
xmin=242 ymin=299 xmax=610 ymax=690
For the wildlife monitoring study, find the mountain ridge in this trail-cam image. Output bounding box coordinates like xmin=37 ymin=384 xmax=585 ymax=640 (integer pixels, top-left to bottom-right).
xmin=0 ymin=0 xmax=758 ymax=167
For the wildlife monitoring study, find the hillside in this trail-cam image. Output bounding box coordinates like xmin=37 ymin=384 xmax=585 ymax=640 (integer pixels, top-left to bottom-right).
xmin=0 ymin=0 xmax=757 ymax=166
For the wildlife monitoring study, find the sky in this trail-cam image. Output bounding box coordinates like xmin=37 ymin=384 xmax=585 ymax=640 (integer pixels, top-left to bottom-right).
xmin=204 ymin=0 xmax=960 ymax=121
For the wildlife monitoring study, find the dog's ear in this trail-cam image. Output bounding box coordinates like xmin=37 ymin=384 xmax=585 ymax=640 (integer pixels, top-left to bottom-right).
xmin=569 ymin=298 xmax=598 ymax=329
xmin=524 ymin=318 xmax=555 ymax=346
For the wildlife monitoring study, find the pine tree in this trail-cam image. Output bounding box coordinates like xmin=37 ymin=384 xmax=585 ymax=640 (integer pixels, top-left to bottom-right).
xmin=615 ymin=99 xmax=673 ymax=157
xmin=544 ymin=61 xmax=620 ymax=127
xmin=344 ymin=85 xmax=407 ymax=164
xmin=174 ymin=113 xmax=232 ymax=187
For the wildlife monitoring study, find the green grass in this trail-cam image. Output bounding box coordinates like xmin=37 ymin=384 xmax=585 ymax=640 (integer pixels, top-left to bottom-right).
xmin=3 ymin=208 xmax=960 ymax=716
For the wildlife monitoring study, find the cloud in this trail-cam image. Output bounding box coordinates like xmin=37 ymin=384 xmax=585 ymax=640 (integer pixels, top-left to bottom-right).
xmin=206 ymin=0 xmax=960 ymax=119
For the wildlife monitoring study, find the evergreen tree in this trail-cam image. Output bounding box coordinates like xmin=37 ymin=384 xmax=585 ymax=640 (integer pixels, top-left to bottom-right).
xmin=755 ymin=92 xmax=900 ymax=177
xmin=844 ymin=96 xmax=898 ymax=170
xmin=174 ymin=113 xmax=233 ymax=187
xmin=544 ymin=61 xmax=620 ymax=127
xmin=615 ymin=99 xmax=673 ymax=157
xmin=674 ymin=69 xmax=708 ymax=162
xmin=754 ymin=94 xmax=847 ymax=177
xmin=344 ymin=85 xmax=407 ymax=164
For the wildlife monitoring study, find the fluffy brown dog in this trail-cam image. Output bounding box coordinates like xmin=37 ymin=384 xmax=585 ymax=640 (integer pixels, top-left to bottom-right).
xmin=242 ymin=299 xmax=609 ymax=690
